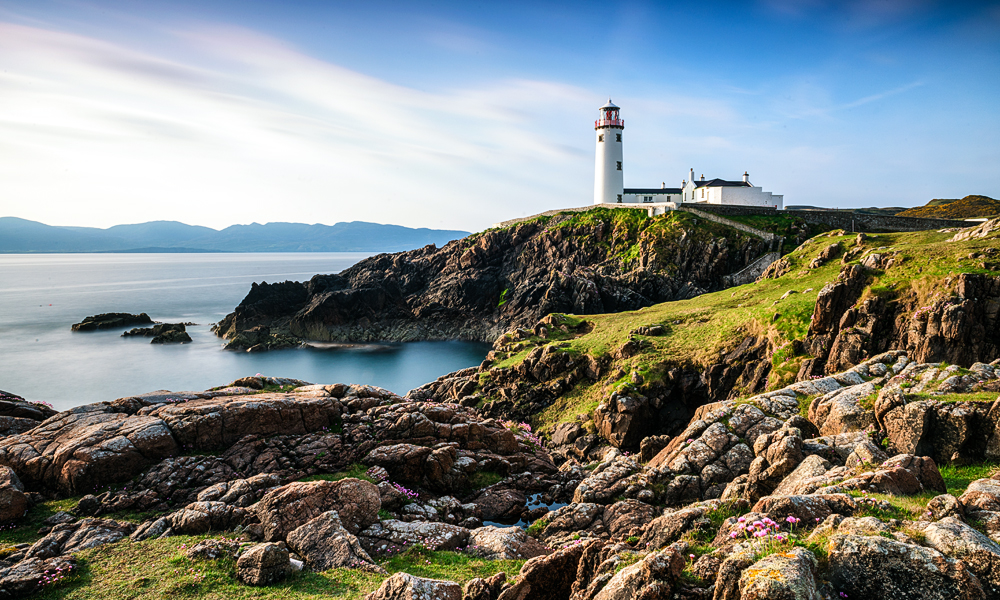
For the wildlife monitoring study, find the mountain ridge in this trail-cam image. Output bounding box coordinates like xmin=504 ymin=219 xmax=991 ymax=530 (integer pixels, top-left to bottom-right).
xmin=0 ymin=217 xmax=469 ymax=253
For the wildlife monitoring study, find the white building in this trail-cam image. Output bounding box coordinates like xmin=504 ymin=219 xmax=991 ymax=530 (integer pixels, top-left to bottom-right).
xmin=593 ymin=101 xmax=783 ymax=209
xmin=681 ymin=168 xmax=783 ymax=209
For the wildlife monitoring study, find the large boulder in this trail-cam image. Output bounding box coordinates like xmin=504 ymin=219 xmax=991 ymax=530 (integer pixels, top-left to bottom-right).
xmin=751 ymin=494 xmax=856 ymax=524
xmin=286 ymin=510 xmax=384 ymax=573
xmin=827 ymin=534 xmax=984 ymax=599
xmin=738 ymin=547 xmax=820 ymax=600
xmin=364 ymin=572 xmax=462 ymax=600
xmin=357 ymin=520 xmax=470 ymax=555
xmin=236 ymin=543 xmax=292 ymax=586
xmin=594 ymin=394 xmax=654 ymax=449
xmin=150 ymin=393 xmax=343 ymax=451
xmin=251 ymin=478 xmax=380 ymax=541
xmin=923 ymin=517 xmax=1000 ymax=599
xmin=496 ymin=538 xmax=597 ymax=600
xmin=573 ymin=455 xmax=640 ymax=504
xmin=467 ymin=526 xmax=550 ymax=560
xmin=0 ymin=465 xmax=27 ymax=522
xmin=591 ymin=548 xmax=684 ymax=600
xmin=0 ymin=408 xmax=178 ymax=494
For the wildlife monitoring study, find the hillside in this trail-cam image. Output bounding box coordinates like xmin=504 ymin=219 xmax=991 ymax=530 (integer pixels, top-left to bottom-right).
xmin=213 ymin=208 xmax=817 ymax=350
xmin=0 ymin=220 xmax=997 ymax=600
xmin=0 ymin=217 xmax=469 ymax=253
xmin=897 ymin=194 xmax=1000 ymax=219
xmin=415 ymin=219 xmax=1000 ymax=443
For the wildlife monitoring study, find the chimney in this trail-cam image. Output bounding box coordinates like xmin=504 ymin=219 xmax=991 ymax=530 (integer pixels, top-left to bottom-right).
xmin=661 ymin=182 xmax=665 ymax=189
xmin=700 ymin=174 xmax=705 ymax=181
xmin=743 ymin=171 xmax=749 ymax=183
xmin=689 ymin=167 xmax=695 ymax=183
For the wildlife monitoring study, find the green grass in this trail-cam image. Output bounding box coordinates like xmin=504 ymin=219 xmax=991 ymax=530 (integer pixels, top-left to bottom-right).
xmin=848 ymin=491 xmax=937 ymax=521
xmin=939 ymin=462 xmax=999 ymax=496
xmin=467 ymin=471 xmax=503 ymax=490
xmin=0 ymin=497 xmax=80 ymax=546
xmin=906 ymin=391 xmax=998 ymax=404
xmin=34 ymin=534 xmax=525 ymax=600
xmin=298 ymin=464 xmax=374 ymax=484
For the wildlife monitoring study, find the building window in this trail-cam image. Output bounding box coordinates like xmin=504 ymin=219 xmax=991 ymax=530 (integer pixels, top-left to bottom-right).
xmin=643 ymin=196 xmax=653 ymax=203
xmin=616 ymin=134 xmax=621 ymax=142
xmin=616 ymin=194 xmax=622 ymax=203
xmin=616 ymin=161 xmax=622 ymax=170
xmin=598 ymin=134 xmax=604 ymax=142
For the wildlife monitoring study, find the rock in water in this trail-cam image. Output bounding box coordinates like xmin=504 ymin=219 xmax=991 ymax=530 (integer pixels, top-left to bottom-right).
xmin=72 ymin=313 xmax=152 ymax=331
xmin=122 ymin=322 xmax=192 ymax=344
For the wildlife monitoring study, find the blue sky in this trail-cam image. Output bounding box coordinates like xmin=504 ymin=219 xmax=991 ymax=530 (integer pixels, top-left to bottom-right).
xmin=0 ymin=0 xmax=998 ymax=231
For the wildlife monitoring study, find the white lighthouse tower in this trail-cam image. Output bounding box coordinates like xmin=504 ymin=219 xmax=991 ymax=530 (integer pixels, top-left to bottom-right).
xmin=593 ymin=99 xmax=624 ymax=204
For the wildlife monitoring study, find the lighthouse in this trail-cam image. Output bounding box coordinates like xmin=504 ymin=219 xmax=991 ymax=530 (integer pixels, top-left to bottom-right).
xmin=593 ymin=99 xmax=624 ymax=204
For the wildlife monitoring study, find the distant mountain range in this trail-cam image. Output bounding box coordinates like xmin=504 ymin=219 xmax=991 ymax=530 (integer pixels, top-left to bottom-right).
xmin=0 ymin=217 xmax=470 ymax=253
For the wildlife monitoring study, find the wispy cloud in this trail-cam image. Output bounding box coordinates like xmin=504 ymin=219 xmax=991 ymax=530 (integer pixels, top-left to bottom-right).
xmin=0 ymin=22 xmax=600 ymax=229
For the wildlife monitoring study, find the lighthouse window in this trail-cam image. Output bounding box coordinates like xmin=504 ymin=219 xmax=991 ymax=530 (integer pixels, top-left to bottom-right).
xmin=616 ymin=134 xmax=621 ymax=142
xmin=598 ymin=134 xmax=604 ymax=142
xmin=616 ymin=161 xmax=622 ymax=170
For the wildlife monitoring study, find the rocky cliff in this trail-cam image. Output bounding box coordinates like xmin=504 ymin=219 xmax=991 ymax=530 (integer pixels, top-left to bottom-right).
xmin=213 ymin=208 xmax=773 ymax=350
xmin=410 ymin=220 xmax=1000 ymax=455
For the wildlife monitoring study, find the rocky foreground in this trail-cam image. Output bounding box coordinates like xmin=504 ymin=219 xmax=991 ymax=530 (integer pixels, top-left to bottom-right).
xmin=0 ymin=351 xmax=999 ymax=599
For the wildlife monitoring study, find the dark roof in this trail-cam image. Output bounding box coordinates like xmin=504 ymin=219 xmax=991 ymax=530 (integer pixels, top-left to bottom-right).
xmin=693 ymin=179 xmax=751 ymax=188
xmin=624 ymin=188 xmax=682 ymax=194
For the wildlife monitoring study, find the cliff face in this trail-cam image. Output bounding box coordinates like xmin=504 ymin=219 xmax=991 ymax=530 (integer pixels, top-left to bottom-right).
xmin=214 ymin=208 xmax=770 ymax=349
xmin=410 ymin=221 xmax=1000 ymax=453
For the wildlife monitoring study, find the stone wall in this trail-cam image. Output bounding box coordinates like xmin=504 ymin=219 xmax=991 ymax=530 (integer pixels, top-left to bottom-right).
xmin=676 ymin=206 xmax=781 ymax=247
xmin=723 ymin=252 xmax=782 ymax=287
xmin=687 ymin=204 xmax=969 ymax=232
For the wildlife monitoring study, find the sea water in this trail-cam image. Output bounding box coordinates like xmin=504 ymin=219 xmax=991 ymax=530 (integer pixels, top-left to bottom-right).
xmin=0 ymin=253 xmax=489 ymax=411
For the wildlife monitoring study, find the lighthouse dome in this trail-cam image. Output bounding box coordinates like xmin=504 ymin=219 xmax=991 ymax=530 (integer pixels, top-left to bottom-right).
xmin=600 ymin=99 xmax=619 ymax=109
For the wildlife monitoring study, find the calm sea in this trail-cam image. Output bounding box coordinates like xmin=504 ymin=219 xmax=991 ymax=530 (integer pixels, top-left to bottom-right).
xmin=0 ymin=253 xmax=489 ymax=411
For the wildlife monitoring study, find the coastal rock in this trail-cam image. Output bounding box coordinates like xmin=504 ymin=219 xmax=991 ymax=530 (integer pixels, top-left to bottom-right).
xmin=357 ymin=520 xmax=469 ymax=554
xmin=0 ymin=556 xmax=76 ymax=598
xmin=364 ymin=572 xmax=462 ymax=600
xmin=122 ymin=323 xmax=192 ymax=344
xmin=826 ymin=534 xmax=984 ymax=599
xmin=236 ymin=543 xmax=292 ymax=586
xmin=286 ymin=510 xmax=384 ymax=573
xmin=26 ymin=518 xmax=135 ymax=559
xmin=71 ymin=312 xmax=152 ymax=331
xmin=463 ymin=573 xmax=507 ymax=600
xmin=496 ymin=538 xmax=596 ymax=600
xmin=923 ymin=517 xmax=1000 ymax=599
xmin=251 ymin=478 xmax=381 ymax=541
xmin=591 ymin=548 xmax=684 ymax=600
xmin=467 ymin=526 xmax=550 ymax=560
xmin=738 ymin=547 xmax=820 ymax=600
xmin=0 ymin=408 xmax=178 ymax=494
xmin=0 ymin=466 xmax=27 ymax=522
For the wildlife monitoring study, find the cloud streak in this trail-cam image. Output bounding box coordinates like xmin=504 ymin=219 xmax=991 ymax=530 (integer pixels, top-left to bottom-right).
xmin=0 ymin=22 xmax=601 ymax=230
